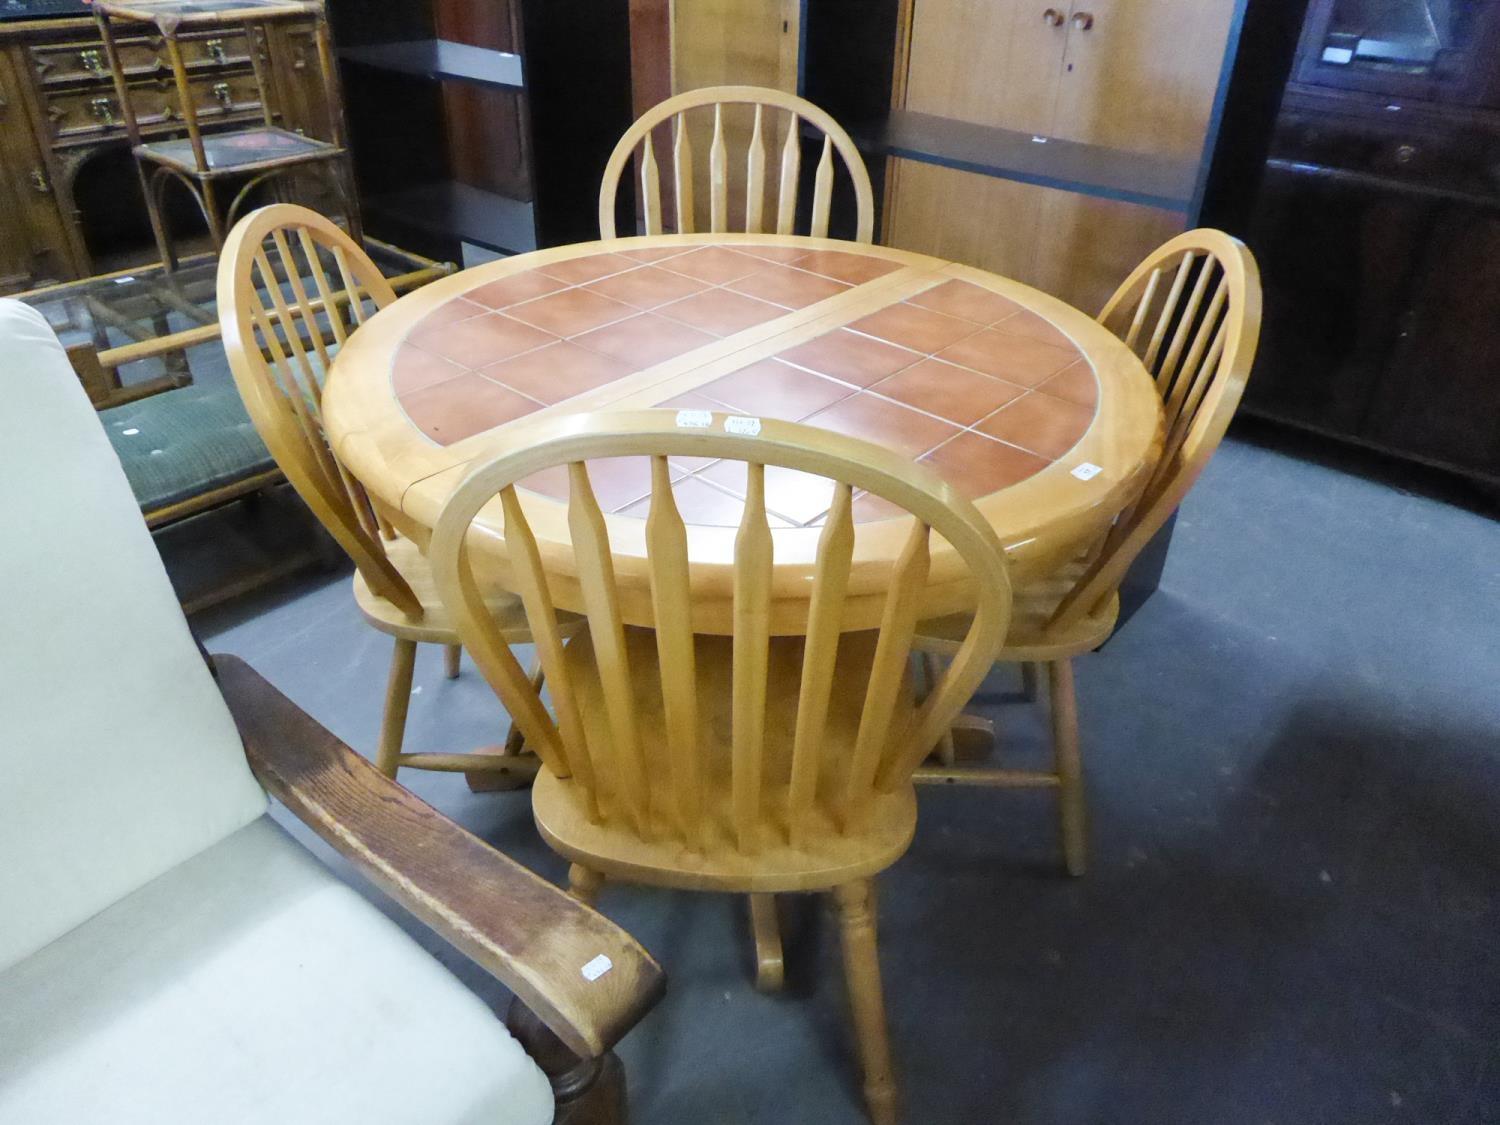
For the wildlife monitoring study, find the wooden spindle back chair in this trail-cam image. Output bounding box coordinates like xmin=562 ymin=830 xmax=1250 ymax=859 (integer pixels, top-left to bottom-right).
xmin=1050 ymin=229 xmax=1262 ymax=632
xmin=220 ymin=204 xmax=550 ymax=787
xmin=598 ymin=86 xmax=876 ymax=243
xmin=219 ymin=203 xmax=415 ymax=614
xmin=912 ymin=230 xmax=1260 ymax=878
xmin=432 ymin=410 xmax=1012 ymax=1125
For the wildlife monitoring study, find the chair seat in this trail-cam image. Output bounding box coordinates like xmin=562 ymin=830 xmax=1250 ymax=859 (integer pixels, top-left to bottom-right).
xmin=101 ymin=383 xmax=276 ymax=517
xmin=353 ymin=533 xmax=534 ymax=644
xmin=916 ymin=555 xmax=1119 ymax=662
xmin=0 ymin=816 xmax=552 ymax=1125
xmin=532 ymin=627 xmax=918 ymax=893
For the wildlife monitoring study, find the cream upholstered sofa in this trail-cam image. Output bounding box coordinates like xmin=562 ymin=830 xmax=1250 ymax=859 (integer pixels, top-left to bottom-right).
xmin=0 ymin=299 xmax=663 ymax=1124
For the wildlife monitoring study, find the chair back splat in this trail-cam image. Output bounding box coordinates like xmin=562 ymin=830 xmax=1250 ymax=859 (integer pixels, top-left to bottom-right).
xmin=598 ymin=85 xmax=875 ymax=244
xmin=218 ymin=204 xmax=420 ymax=618
xmin=1050 ymin=229 xmax=1262 ymax=631
xmin=431 ymin=411 xmax=1012 ymax=859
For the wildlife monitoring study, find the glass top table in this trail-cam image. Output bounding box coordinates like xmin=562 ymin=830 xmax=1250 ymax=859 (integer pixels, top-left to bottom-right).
xmin=18 ymin=238 xmax=449 ymax=408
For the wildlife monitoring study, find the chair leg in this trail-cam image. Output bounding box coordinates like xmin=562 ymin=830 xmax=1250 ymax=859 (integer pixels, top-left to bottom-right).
xmin=1048 ymin=658 xmax=1086 ymax=877
xmin=375 ymin=638 xmax=417 ymax=778
xmin=444 ymin=643 xmax=462 ymax=679
xmin=1021 ymin=661 xmax=1040 ymax=701
xmin=568 ymin=863 xmax=603 ymax=908
xmin=749 ymin=894 xmax=785 ymax=992
xmin=468 ymin=657 xmax=542 ymax=791
xmin=916 ymin=652 xmax=957 ymax=766
xmin=834 ymin=880 xmax=898 ymax=1125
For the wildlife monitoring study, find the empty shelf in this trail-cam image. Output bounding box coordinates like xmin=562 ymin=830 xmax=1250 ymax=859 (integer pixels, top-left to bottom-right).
xmin=844 ymin=110 xmax=1200 ymax=212
xmin=365 ymin=182 xmax=536 ymax=255
xmin=339 ymin=39 xmax=523 ymax=90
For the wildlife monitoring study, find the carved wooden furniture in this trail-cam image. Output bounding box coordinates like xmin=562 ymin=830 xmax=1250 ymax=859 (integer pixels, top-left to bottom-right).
xmin=429 ymin=409 xmax=1015 ymax=1125
xmin=915 ymin=229 xmax=1263 ymax=875
xmin=319 ymin=234 xmax=1163 ymax=630
xmin=0 ymin=296 xmax=663 ymax=1123
xmin=598 ymin=85 xmax=875 ymax=243
xmin=219 ymin=204 xmax=571 ymax=788
xmin=93 ymin=0 xmax=357 ymax=270
xmin=0 ymin=7 xmax=339 ymax=292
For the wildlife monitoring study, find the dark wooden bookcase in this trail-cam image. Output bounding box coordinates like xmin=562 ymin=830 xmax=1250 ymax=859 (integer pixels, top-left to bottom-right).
xmin=328 ymin=0 xmax=634 ymax=261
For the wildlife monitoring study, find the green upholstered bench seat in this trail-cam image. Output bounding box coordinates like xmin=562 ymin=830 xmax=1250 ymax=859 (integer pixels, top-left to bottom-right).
xmin=100 ymin=383 xmax=275 ymax=517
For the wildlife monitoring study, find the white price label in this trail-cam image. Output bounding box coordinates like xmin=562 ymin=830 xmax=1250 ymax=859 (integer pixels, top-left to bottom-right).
xmin=724 ymin=415 xmax=762 ymax=436
xmin=675 ymin=410 xmax=712 ymax=428
xmin=1071 ymin=462 xmax=1103 ymax=481
xmin=581 ymin=954 xmax=613 ymax=982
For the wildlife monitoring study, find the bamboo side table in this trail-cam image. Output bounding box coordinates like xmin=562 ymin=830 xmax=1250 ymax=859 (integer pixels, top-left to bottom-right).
xmin=93 ymin=0 xmax=360 ymax=269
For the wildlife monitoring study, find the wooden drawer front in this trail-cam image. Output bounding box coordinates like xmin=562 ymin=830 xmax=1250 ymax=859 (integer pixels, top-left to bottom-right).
xmin=44 ymin=71 xmax=262 ymax=141
xmin=30 ymin=30 xmax=254 ymax=87
xmin=175 ymin=31 xmax=255 ymax=71
xmin=31 ymin=37 xmax=158 ymax=85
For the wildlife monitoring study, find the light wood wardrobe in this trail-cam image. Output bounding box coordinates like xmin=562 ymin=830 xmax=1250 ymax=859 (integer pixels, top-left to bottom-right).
xmin=631 ymin=0 xmax=1243 ymax=312
xmin=889 ymin=0 xmax=1241 ymax=311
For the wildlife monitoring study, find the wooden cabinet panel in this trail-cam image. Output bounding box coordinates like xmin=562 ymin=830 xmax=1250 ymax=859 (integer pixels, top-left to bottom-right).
xmin=887 ymin=158 xmax=1046 ymax=279
xmin=904 ymin=0 xmax=1067 ymax=134
xmin=889 ymin=158 xmax=1182 ymax=312
xmin=669 ymin=0 xmax=799 ymax=233
xmin=1051 ymin=0 xmax=1237 ymax=158
xmin=1362 ymin=210 xmax=1500 ymax=479
xmin=1027 ymin=187 xmax=1184 ymax=314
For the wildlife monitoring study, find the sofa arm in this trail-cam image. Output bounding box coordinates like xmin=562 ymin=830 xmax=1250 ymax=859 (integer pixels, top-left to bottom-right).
xmin=212 ymin=654 xmax=664 ymax=1061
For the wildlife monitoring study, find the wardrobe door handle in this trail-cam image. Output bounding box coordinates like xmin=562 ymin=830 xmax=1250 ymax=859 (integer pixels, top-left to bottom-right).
xmin=1042 ymin=7 xmax=1065 ymax=26
xmin=1072 ymin=10 xmax=1095 ymax=30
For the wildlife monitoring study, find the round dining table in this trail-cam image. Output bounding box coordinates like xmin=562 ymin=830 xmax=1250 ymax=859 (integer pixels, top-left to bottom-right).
xmin=323 ymin=234 xmax=1163 ymax=633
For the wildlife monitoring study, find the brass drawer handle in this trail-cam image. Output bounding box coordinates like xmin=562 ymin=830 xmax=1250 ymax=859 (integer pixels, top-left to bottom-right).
xmin=78 ymin=48 xmax=104 ymax=75
xmin=89 ymin=96 xmax=117 ymax=125
xmin=212 ymin=81 xmax=233 ymax=109
xmin=206 ymin=37 xmax=227 ymax=63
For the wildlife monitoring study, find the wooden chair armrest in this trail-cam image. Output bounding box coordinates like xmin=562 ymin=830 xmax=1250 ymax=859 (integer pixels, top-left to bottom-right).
xmin=212 ymin=654 xmax=665 ymax=1060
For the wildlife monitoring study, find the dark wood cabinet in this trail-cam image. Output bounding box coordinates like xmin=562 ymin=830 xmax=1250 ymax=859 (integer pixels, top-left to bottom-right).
xmin=1239 ymin=0 xmax=1500 ymax=486
xmin=328 ymin=0 xmax=633 ymax=262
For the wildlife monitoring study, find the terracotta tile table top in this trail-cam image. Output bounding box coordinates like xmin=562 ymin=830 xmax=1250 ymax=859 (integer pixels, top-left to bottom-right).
xmin=323 ymin=234 xmax=1163 ymax=625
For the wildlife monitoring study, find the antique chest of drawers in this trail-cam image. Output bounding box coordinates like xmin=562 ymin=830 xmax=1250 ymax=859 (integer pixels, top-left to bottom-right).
xmin=0 ymin=13 xmax=334 ymax=292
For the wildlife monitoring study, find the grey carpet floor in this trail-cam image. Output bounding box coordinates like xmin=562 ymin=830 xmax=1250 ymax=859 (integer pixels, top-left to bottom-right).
xmin=196 ymin=434 xmax=1500 ymax=1125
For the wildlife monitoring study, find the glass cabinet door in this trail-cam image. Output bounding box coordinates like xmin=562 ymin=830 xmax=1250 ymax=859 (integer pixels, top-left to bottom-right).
xmin=1296 ymin=0 xmax=1500 ymax=106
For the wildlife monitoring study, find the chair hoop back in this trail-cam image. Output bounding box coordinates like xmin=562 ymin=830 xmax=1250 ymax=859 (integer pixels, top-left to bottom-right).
xmin=430 ymin=410 xmax=1011 ymax=853
xmin=1051 ymin=229 xmax=1262 ymax=629
xmin=217 ymin=204 xmax=420 ymax=617
xmin=598 ymin=85 xmax=875 ymax=244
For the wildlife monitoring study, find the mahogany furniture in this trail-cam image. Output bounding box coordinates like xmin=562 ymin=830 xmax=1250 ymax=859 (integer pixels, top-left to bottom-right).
xmin=598 ymin=85 xmax=875 ymax=243
xmin=1236 ymin=0 xmax=1500 ymax=489
xmin=0 ymin=295 xmax=663 ymax=1123
xmin=0 ymin=6 xmax=339 ymax=292
xmin=218 ymin=204 xmax=571 ymax=789
xmin=429 ymin=409 xmax=1015 ymax=1125
xmin=915 ymin=229 xmax=1263 ymax=875
xmin=320 ymin=234 xmax=1163 ymax=632
xmin=93 ymin=0 xmax=358 ymax=269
